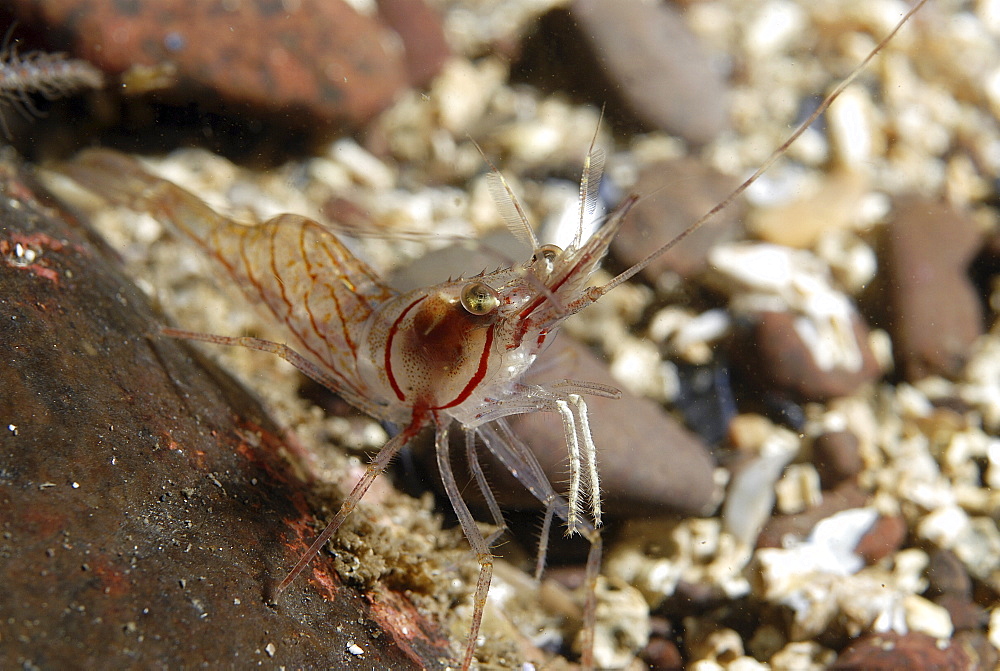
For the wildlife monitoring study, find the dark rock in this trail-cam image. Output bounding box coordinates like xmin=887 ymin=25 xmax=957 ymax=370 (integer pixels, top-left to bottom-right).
xmin=926 ymin=549 xmax=972 ymax=598
xmin=644 ymin=633 xmax=684 ymax=671
xmin=11 ymin=0 xmax=408 ymax=127
xmin=831 ymin=632 xmax=971 ymax=670
xmin=874 ymin=196 xmax=983 ymax=381
xmin=0 ymin=158 xmax=450 ymax=669
xmin=611 ymin=157 xmax=746 ymax=285
xmin=738 ymin=310 xmax=881 ymax=402
xmin=812 ymin=430 xmax=863 ymax=489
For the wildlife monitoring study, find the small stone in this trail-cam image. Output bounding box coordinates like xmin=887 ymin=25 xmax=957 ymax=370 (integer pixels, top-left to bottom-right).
xmin=925 ymin=549 xmax=972 ymax=599
xmin=377 ymin=0 xmax=450 ymax=88
xmin=853 ymin=514 xmax=907 ymax=565
xmin=749 ymin=168 xmax=870 ymax=249
xmin=525 ymin=0 xmax=730 ymax=145
xmin=643 ymin=636 xmax=684 ymax=671
xmin=737 ymin=310 xmax=881 ymax=402
xmin=933 ymin=593 xmax=987 ymax=631
xmin=757 ymin=483 xmax=868 ymax=549
xmin=812 ymin=430 xmax=863 ymax=490
xmin=873 ymin=196 xmax=984 ymax=382
xmin=831 ymin=632 xmax=970 ymax=670
xmin=611 ymin=158 xmax=745 ymax=285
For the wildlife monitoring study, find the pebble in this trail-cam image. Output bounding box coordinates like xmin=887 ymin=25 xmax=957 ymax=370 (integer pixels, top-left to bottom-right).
xmin=536 ymin=0 xmax=730 ymax=145
xmin=749 ymin=168 xmax=871 ymax=249
xmin=757 ymin=483 xmax=868 ymax=549
xmin=926 ymin=549 xmax=972 ymax=599
xmin=830 ymin=632 xmax=971 ymax=670
xmin=12 ymin=0 xmax=411 ymax=127
xmin=811 ymin=430 xmax=864 ymax=490
xmin=610 ymin=158 xmax=745 ymax=286
xmin=376 ymin=0 xmax=451 ymax=88
xmin=736 ymin=310 xmax=881 ymax=402
xmin=874 ymin=196 xmax=984 ymax=381
xmin=852 ymin=514 xmax=907 ymax=565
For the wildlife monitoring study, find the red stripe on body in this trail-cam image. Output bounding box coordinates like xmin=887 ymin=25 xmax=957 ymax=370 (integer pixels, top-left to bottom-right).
xmin=385 ymin=296 xmax=426 ymax=402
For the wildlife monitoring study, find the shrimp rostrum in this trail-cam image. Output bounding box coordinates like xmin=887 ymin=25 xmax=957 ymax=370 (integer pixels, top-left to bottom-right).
xmin=58 ymin=144 xmax=630 ymax=669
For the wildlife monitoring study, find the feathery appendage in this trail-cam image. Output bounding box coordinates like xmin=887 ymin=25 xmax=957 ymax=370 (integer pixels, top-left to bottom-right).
xmin=0 ymin=29 xmax=103 ymax=137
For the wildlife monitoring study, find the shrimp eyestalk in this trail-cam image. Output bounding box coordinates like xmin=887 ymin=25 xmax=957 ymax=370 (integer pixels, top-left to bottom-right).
xmin=54 ymin=2 xmax=927 ymax=667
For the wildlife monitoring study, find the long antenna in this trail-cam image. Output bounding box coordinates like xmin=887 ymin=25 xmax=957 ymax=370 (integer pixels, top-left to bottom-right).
xmin=592 ymin=0 xmax=928 ymax=299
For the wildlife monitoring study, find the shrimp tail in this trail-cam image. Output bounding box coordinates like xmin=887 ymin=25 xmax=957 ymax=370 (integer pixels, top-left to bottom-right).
xmin=57 ymin=148 xmax=231 ymax=246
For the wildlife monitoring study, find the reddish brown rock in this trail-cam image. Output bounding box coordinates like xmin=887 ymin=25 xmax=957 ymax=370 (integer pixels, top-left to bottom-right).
xmin=738 ymin=310 xmax=881 ymax=402
xmin=831 ymin=632 xmax=971 ymax=670
xmin=611 ymin=157 xmax=745 ymax=285
xmin=377 ymin=0 xmax=450 ymax=88
xmin=10 ymin=0 xmax=408 ymax=127
xmin=812 ymin=430 xmax=863 ymax=490
xmin=757 ymin=483 xmax=868 ymax=549
xmin=876 ymin=196 xmax=983 ymax=381
xmin=643 ymin=617 xmax=683 ymax=670
xmin=853 ymin=514 xmax=907 ymax=564
xmin=0 ymin=158 xmax=450 ymax=669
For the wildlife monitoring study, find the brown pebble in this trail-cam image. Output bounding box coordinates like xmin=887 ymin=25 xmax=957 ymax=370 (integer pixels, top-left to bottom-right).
xmin=377 ymin=0 xmax=451 ymax=88
xmin=874 ymin=196 xmax=983 ymax=381
xmin=757 ymin=483 xmax=868 ymax=549
xmin=611 ymin=158 xmax=745 ymax=285
xmin=18 ymin=0 xmax=408 ymax=127
xmin=926 ymin=549 xmax=972 ymax=598
xmin=572 ymin=0 xmax=730 ymax=144
xmin=954 ymin=631 xmax=999 ymax=669
xmin=812 ymin=430 xmax=863 ymax=489
xmin=853 ymin=514 xmax=907 ymax=564
xmin=737 ymin=310 xmax=881 ymax=402
xmin=831 ymin=632 xmax=971 ymax=670
xmin=934 ymin=593 xmax=987 ymax=632
xmin=644 ymin=637 xmax=684 ymax=671
xmin=522 ymin=0 xmax=729 ymax=145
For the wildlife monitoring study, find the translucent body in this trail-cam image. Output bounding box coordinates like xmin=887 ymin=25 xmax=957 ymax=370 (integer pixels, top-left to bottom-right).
xmin=60 ymin=148 xmax=625 ymax=669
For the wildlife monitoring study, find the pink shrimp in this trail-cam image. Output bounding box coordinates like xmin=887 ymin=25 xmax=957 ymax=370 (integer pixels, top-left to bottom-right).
xmin=56 ymin=2 xmax=926 ymax=667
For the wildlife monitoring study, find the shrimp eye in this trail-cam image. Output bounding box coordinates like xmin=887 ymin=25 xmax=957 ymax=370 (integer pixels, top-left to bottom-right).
xmin=460 ymin=282 xmax=500 ymax=316
xmin=532 ymin=244 xmax=562 ymax=274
